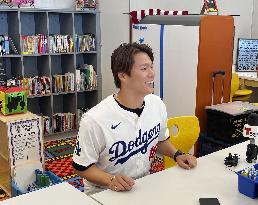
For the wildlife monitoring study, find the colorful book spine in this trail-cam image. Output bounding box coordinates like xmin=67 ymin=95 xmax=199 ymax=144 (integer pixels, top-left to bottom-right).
xmin=74 ymin=34 xmax=96 ymax=52
xmin=52 ymin=73 xmax=75 ymax=93
xmin=21 ymin=34 xmax=47 ymax=54
xmin=52 ymin=112 xmax=76 ymax=133
xmin=48 ymin=35 xmax=74 ymax=54
xmin=76 ymin=64 xmax=97 ymax=91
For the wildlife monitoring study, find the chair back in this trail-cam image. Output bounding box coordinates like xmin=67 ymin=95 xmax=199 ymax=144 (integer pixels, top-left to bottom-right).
xmin=163 ymin=116 xmax=200 ymax=169
xmin=230 ymin=73 xmax=240 ymax=101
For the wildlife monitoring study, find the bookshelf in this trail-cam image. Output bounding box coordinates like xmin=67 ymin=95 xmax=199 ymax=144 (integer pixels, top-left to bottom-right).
xmin=0 ymin=8 xmax=101 ymax=136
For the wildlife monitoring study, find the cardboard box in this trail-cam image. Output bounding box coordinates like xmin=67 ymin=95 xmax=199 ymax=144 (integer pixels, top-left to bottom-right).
xmin=0 ymin=112 xmax=43 ymax=196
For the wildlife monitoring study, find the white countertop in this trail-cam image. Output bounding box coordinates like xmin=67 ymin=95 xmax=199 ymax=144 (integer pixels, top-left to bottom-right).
xmin=93 ymin=141 xmax=258 ymax=205
xmin=238 ymin=72 xmax=258 ymax=81
xmin=2 ymin=142 xmax=258 ymax=205
xmin=0 ymin=182 xmax=99 ymax=205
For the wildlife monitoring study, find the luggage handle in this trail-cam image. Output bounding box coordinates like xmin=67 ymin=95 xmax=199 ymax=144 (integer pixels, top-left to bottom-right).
xmin=212 ymin=70 xmax=225 ymax=78
xmin=211 ymin=70 xmax=226 ymax=105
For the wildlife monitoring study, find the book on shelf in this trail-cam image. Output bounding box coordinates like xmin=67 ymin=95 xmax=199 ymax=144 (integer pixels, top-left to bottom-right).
xmin=0 ymin=58 xmax=7 ymax=86
xmin=4 ymin=76 xmax=50 ymax=97
xmin=75 ymin=34 xmax=95 ymax=52
xmin=76 ymin=64 xmax=97 ymax=91
xmin=23 ymin=76 xmax=51 ymax=96
xmin=43 ymin=115 xmax=51 ymax=135
xmin=76 ymin=0 xmax=98 ymax=10
xmin=52 ymin=73 xmax=75 ymax=93
xmin=53 ymin=112 xmax=76 ymax=133
xmin=21 ymin=34 xmax=48 ymax=55
xmin=0 ymin=0 xmax=13 ymax=7
xmin=0 ymin=35 xmax=18 ymax=55
xmin=6 ymin=76 xmax=24 ymax=88
xmin=49 ymin=35 xmax=73 ymax=54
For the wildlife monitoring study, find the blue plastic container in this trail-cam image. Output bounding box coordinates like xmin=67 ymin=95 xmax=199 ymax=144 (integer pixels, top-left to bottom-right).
xmin=237 ymin=163 xmax=258 ymax=199
xmin=11 ymin=171 xmax=62 ymax=197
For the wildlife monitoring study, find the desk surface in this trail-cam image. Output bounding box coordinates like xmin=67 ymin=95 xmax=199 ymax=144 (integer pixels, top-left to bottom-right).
xmin=238 ymin=72 xmax=258 ymax=81
xmin=0 ymin=183 xmax=99 ymax=205
xmin=93 ymin=141 xmax=258 ymax=205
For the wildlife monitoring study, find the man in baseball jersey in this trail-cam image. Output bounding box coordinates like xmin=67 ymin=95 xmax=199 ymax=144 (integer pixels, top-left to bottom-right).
xmin=72 ymin=43 xmax=197 ymax=195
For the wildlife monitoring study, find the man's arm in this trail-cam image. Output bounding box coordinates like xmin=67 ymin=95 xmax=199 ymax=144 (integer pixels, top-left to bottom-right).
xmin=156 ymin=138 xmax=177 ymax=157
xmin=73 ymin=164 xmax=135 ymax=191
xmin=157 ymin=139 xmax=197 ymax=169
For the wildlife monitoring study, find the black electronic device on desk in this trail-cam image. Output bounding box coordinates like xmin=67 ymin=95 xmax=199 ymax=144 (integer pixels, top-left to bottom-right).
xmin=199 ymin=198 xmax=220 ymax=205
xmin=224 ymin=153 xmax=239 ymax=167
xmin=206 ymin=101 xmax=258 ymax=144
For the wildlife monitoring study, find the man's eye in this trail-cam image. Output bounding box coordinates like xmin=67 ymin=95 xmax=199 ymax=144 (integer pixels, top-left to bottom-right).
xmin=141 ymin=67 xmax=147 ymax=70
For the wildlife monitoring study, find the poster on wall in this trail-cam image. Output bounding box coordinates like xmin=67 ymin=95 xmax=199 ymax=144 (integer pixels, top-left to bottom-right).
xmin=8 ymin=117 xmax=43 ymax=168
xmin=237 ymin=38 xmax=258 ymax=71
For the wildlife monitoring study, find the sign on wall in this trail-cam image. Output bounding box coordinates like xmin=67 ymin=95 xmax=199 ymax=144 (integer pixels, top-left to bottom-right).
xmin=8 ymin=117 xmax=43 ymax=168
xmin=237 ymin=38 xmax=258 ymax=71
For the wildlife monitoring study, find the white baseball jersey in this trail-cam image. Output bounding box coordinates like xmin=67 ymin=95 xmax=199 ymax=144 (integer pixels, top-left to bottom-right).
xmin=72 ymin=94 xmax=168 ymax=194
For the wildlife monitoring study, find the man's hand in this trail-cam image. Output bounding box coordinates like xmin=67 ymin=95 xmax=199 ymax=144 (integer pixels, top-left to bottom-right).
xmin=108 ymin=175 xmax=135 ymax=192
xmin=176 ymin=154 xmax=197 ymax=169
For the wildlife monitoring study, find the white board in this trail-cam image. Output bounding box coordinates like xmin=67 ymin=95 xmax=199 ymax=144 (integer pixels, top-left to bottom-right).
xmin=8 ymin=117 xmax=43 ymax=168
xmin=132 ymin=23 xmax=198 ymax=117
xmin=163 ymin=26 xmax=198 ymax=117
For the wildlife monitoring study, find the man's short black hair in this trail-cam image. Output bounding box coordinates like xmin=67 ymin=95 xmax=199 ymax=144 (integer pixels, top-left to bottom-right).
xmin=111 ymin=43 xmax=154 ymax=88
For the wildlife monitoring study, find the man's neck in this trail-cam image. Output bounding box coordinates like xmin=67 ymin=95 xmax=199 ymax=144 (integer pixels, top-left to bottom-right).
xmin=116 ymin=90 xmax=145 ymax=109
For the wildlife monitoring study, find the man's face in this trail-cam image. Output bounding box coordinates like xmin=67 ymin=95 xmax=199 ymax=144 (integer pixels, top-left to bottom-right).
xmin=122 ymin=52 xmax=154 ymax=96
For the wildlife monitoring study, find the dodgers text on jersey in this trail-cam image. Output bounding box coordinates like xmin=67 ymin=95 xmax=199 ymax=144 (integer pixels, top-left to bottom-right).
xmin=109 ymin=123 xmax=160 ymax=165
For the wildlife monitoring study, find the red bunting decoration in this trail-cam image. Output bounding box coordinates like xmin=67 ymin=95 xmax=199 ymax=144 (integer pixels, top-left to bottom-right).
xmin=130 ymin=9 xmax=189 ymax=24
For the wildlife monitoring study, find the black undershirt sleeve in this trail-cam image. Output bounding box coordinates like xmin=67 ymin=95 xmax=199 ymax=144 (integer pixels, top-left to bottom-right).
xmin=72 ymin=161 xmax=94 ymax=171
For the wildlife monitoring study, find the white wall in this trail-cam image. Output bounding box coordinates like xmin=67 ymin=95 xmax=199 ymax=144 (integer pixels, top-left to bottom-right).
xmin=219 ymin=0 xmax=253 ymax=64
xmin=130 ymin=0 xmax=254 ymax=63
xmin=101 ymin=0 xmax=256 ymax=99
xmin=99 ymin=0 xmax=130 ymax=98
xmin=251 ymin=0 xmax=258 ymax=39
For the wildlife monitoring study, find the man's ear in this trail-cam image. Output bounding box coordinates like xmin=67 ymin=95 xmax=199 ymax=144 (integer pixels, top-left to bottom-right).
xmin=118 ymin=72 xmax=127 ymax=83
